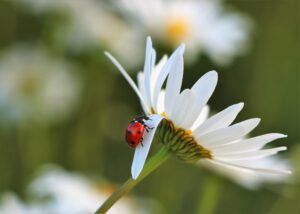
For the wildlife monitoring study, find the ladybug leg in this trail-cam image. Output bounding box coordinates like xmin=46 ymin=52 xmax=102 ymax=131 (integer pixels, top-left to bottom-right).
xmin=140 ymin=137 xmax=144 ymax=147
xmin=145 ymin=125 xmax=154 ymax=132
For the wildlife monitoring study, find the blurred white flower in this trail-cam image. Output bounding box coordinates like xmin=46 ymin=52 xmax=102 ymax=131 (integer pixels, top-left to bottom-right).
xmin=105 ymin=37 xmax=291 ymax=188
xmin=21 ymin=0 xmax=144 ymax=69
xmin=0 ymin=193 xmax=43 ymax=214
xmin=28 ymin=166 xmax=149 ymax=214
xmin=0 ymin=46 xmax=80 ymax=123
xmin=0 ymin=165 xmax=153 ymax=214
xmin=118 ymin=0 xmax=252 ymax=65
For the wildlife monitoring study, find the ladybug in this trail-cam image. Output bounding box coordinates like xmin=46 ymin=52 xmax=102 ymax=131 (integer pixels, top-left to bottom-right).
xmin=125 ymin=116 xmax=153 ymax=148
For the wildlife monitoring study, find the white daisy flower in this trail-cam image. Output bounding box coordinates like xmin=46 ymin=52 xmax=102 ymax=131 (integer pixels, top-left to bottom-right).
xmin=0 ymin=193 xmax=44 ymax=214
xmin=117 ymin=0 xmax=251 ymax=65
xmin=28 ymin=166 xmax=150 ymax=214
xmin=105 ymin=37 xmax=291 ymax=187
xmin=21 ymin=0 xmax=144 ymax=69
xmin=0 ymin=46 xmax=80 ymax=123
xmin=0 ymin=165 xmax=153 ymax=214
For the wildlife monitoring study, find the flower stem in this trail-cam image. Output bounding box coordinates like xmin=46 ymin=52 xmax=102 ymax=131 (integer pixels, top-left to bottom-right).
xmin=196 ymin=176 xmax=221 ymax=214
xmin=95 ymin=146 xmax=170 ymax=214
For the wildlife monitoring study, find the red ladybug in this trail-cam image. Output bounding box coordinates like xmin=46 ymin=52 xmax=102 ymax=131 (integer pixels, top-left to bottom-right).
xmin=125 ymin=116 xmax=152 ymax=148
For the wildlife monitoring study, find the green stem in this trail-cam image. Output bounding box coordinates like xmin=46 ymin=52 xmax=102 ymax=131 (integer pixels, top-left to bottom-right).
xmin=197 ymin=176 xmax=221 ymax=214
xmin=95 ymin=146 xmax=170 ymax=214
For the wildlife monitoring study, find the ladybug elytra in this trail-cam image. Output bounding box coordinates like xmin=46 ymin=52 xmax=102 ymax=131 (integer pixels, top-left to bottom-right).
xmin=125 ymin=116 xmax=153 ymax=148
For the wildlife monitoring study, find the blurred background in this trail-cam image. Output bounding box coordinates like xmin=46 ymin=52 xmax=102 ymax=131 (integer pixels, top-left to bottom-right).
xmin=0 ymin=0 xmax=299 ymax=213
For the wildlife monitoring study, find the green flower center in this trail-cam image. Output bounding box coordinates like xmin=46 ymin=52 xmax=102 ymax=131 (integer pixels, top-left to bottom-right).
xmin=155 ymin=119 xmax=212 ymax=163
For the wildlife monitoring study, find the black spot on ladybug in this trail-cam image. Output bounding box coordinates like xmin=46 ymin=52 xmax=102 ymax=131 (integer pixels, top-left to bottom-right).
xmin=137 ymin=131 xmax=141 ymax=134
xmin=127 ymin=130 xmax=132 ymax=135
xmin=131 ymin=141 xmax=135 ymax=145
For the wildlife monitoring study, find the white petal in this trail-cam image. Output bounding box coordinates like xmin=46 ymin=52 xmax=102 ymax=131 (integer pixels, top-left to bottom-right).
xmin=104 ymin=52 xmax=150 ymax=113
xmin=152 ymin=43 xmax=185 ymax=110
xmin=137 ymin=72 xmax=145 ymax=94
xmin=164 ymin=54 xmax=184 ymax=117
xmin=170 ymin=89 xmax=195 ymax=127
xmin=199 ymin=158 xmax=291 ymax=189
xmin=232 ymin=156 xmax=292 ymax=176
xmin=214 ymin=146 xmax=287 ymax=161
xmin=191 ymin=71 xmax=218 ymax=112
xmin=179 ymin=71 xmax=217 ymax=130
xmin=150 ymin=55 xmax=168 ymax=97
xmin=213 ymin=133 xmax=287 ymax=155
xmin=179 ymin=93 xmax=202 ymax=129
xmin=193 ymin=103 xmax=244 ymax=136
xmin=199 ymin=159 xmax=259 ymax=188
xmin=191 ymin=105 xmax=210 ymax=131
xmin=197 ymin=118 xmax=260 ymax=148
xmin=131 ymin=114 xmax=163 ymax=179
xmin=151 ymin=48 xmax=156 ymax=69
xmin=157 ymin=90 xmax=165 ymax=114
xmin=210 ymin=158 xmax=291 ymax=175
xmin=143 ymin=37 xmax=154 ymax=110
xmin=137 ymin=72 xmax=148 ymax=114
xmin=153 ymin=55 xmax=168 ymax=78
xmin=151 ymin=55 xmax=168 ymax=113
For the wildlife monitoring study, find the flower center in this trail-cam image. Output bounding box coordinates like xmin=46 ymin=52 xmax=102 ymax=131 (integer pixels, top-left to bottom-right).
xmin=165 ymin=16 xmax=190 ymax=44
xmin=19 ymin=71 xmax=39 ymax=96
xmin=155 ymin=119 xmax=212 ymax=163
